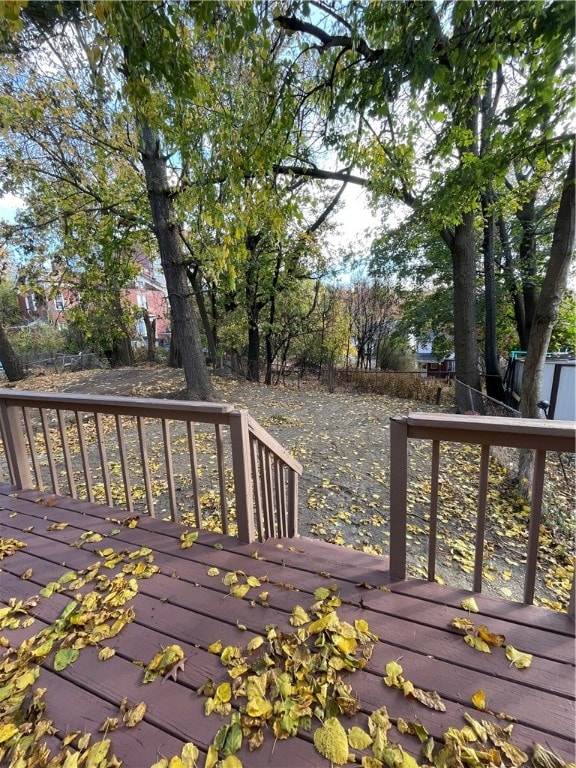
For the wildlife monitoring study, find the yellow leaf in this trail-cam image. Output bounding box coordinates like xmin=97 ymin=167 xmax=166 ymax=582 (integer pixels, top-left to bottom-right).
xmin=204 ymin=744 xmax=219 ymax=768
xmin=179 ymin=743 xmax=199 ymax=768
xmin=143 ymin=645 xmax=185 ymax=683
xmin=0 ymin=723 xmax=18 ymax=743
xmin=230 ymin=584 xmax=250 ymax=598
xmin=383 ymin=660 xmax=404 ymax=688
xmin=215 ymin=682 xmax=231 ymax=703
xmin=451 ymin=617 xmax=475 ymax=632
xmin=220 ymin=757 xmax=243 ymax=768
xmin=207 ymin=567 xmax=220 ymax=576
xmin=461 ymin=597 xmax=479 ymax=613
xmin=245 ymin=695 xmax=272 ymax=719
xmin=83 ymin=738 xmax=111 ymax=768
xmin=478 ymin=625 xmax=505 ymax=646
xmin=500 ymin=742 xmax=528 ymax=766
xmin=464 ymin=635 xmax=491 ymax=653
xmin=62 ymin=752 xmax=81 ymax=768
xmin=98 ymin=647 xmax=116 ymax=661
xmin=289 ymin=605 xmax=310 ymax=626
xmin=313 ymin=717 xmax=349 ymax=765
xmin=347 ymin=726 xmax=373 ymax=750
xmin=121 ymin=698 xmax=147 ymax=727
xmin=471 ymin=689 xmax=486 ymax=711
xmin=246 ymin=575 xmax=261 ymax=587
xmin=463 ymin=712 xmax=487 ymax=741
xmin=246 ymin=636 xmax=264 ymax=652
xmin=505 ymin=645 xmax=533 ymax=669
xmin=207 ymin=640 xmax=222 ymax=654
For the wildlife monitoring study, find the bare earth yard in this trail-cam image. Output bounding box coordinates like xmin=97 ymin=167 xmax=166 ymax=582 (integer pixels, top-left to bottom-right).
xmin=11 ymin=363 xmax=575 ymax=611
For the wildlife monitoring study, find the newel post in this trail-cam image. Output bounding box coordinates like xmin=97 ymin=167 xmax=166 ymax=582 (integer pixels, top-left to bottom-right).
xmin=229 ymin=409 xmax=256 ymax=543
xmin=0 ymin=398 xmax=32 ymax=489
xmin=389 ymin=415 xmax=408 ymax=580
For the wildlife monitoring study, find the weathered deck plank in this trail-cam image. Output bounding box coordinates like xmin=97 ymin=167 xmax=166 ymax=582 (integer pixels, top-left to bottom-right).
xmin=1 ymin=485 xmax=574 ymax=766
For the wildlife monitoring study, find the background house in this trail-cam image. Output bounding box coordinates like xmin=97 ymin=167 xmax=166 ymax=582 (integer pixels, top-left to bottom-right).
xmin=16 ymin=251 xmax=170 ymax=348
xmin=416 ymin=339 xmax=455 ymax=379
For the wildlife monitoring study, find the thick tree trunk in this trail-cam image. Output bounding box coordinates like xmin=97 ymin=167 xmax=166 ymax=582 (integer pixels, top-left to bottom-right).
xmin=0 ymin=324 xmax=25 ymax=381
xmin=520 ymin=143 xmax=575 ymax=418
xmin=140 ymin=125 xmax=213 ymax=400
xmin=443 ymin=214 xmax=482 ymax=412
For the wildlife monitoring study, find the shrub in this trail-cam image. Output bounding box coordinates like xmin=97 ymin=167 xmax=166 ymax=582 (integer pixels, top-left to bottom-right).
xmin=329 ymin=369 xmax=448 ymax=403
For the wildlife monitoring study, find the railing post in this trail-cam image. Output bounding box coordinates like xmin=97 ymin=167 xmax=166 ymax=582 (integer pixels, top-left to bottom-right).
xmin=389 ymin=415 xmax=408 ymax=580
xmin=229 ymin=410 xmax=256 ymax=543
xmin=0 ymin=400 xmax=32 ymax=489
xmin=286 ymin=470 xmax=299 ymax=538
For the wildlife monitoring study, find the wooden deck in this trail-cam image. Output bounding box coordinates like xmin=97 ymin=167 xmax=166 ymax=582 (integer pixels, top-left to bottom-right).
xmin=1 ymin=484 xmax=574 ymax=767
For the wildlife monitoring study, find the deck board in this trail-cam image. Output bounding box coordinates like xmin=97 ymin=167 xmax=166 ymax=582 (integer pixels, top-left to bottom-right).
xmin=1 ymin=485 xmax=574 ymax=766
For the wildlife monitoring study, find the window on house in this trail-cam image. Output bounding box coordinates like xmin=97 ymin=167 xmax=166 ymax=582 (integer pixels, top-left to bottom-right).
xmin=25 ymin=294 xmax=38 ymax=312
xmin=137 ymin=294 xmax=148 ymax=309
xmin=54 ymin=294 xmax=65 ymax=311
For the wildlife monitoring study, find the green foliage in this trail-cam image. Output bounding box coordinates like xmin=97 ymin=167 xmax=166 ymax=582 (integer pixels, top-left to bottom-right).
xmin=8 ymin=322 xmax=69 ymax=357
xmin=377 ymin=337 xmax=415 ymax=372
xmin=549 ymin=293 xmax=576 ymax=353
xmin=0 ymin=281 xmax=20 ymax=326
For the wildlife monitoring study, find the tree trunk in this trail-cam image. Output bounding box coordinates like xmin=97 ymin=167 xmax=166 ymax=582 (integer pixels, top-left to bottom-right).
xmin=187 ymin=267 xmax=217 ymax=366
xmin=443 ymin=214 xmax=482 ymax=412
xmin=168 ymin=325 xmax=182 ymax=369
xmin=110 ymin=292 xmax=134 ymax=367
xmin=247 ymin=308 xmax=260 ymax=382
xmin=498 ymin=216 xmax=528 ymax=349
xmin=482 ymin=193 xmax=505 ymax=401
xmin=520 ymin=143 xmax=575 ymax=418
xmin=0 ymin=324 xmax=25 ymax=381
xmin=143 ymin=310 xmax=157 ymax=363
xmin=140 ymin=125 xmax=214 ymax=400
xmin=517 ymin=194 xmax=539 ymax=346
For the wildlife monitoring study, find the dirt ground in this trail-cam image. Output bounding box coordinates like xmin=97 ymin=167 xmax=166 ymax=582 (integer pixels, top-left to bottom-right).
xmin=10 ymin=363 xmax=575 ymax=610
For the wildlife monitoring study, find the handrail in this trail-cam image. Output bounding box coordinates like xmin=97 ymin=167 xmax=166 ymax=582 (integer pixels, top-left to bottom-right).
xmin=0 ymin=389 xmax=302 ymax=545
xmin=389 ymin=412 xmax=576 ymax=615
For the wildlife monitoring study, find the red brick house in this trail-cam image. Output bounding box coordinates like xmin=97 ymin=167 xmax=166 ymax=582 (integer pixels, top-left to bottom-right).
xmin=17 ymin=252 xmax=170 ymax=347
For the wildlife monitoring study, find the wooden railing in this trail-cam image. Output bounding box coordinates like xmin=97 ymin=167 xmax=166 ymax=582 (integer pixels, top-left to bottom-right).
xmin=0 ymin=389 xmax=302 ymax=544
xmin=389 ymin=413 xmax=575 ymax=614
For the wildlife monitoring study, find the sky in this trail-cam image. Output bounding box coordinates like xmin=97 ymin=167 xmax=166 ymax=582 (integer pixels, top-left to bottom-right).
xmin=0 ymin=187 xmax=382 ymax=261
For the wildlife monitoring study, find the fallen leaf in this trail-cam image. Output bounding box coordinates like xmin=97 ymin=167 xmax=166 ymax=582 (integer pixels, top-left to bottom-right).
xmin=121 ymin=698 xmax=147 ymax=727
xmin=471 ymin=689 xmax=486 ymax=711
xmin=143 ymin=644 xmax=186 ymax=683
xmin=461 ymin=597 xmax=479 ymax=613
xmin=54 ymin=647 xmax=80 ymax=670
xmin=313 ymin=716 xmax=349 ymax=765
xmin=477 ymin=625 xmax=505 ymax=647
xmin=464 ymin=635 xmax=491 ymax=653
xmin=505 ymin=645 xmax=533 ymax=669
